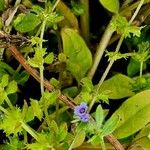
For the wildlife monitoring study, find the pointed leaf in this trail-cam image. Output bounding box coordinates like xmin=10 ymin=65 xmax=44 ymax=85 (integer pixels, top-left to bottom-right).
xmin=111 ymin=90 xmax=150 ymax=139
xmin=30 ymin=99 xmax=43 ymax=121
xmin=95 ymin=105 xmax=104 ymax=129
xmin=6 ymin=81 xmax=18 ymax=95
xmin=99 ymin=0 xmax=119 ymax=13
xmin=61 ymin=28 xmax=92 ymax=81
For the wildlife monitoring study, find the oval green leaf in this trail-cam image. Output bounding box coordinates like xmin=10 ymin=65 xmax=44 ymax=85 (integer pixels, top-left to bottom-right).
xmin=99 ymin=0 xmax=119 ymax=13
xmin=111 ymin=90 xmax=150 ymax=139
xmin=61 ymin=28 xmax=92 ymax=81
xmin=13 ymin=13 xmax=41 ymax=33
xmin=99 ymin=74 xmax=134 ymax=99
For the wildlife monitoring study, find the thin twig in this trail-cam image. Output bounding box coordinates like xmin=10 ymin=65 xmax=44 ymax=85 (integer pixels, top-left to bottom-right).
xmin=8 ymin=45 xmax=76 ymax=109
xmin=105 ymin=134 xmax=125 ymax=150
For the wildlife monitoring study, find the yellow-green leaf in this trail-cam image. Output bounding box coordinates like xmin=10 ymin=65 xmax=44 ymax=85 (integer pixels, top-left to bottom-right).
xmin=99 ymin=0 xmax=119 ymax=13
xmin=61 ymin=28 xmax=92 ymax=81
xmin=111 ymin=90 xmax=150 ymax=139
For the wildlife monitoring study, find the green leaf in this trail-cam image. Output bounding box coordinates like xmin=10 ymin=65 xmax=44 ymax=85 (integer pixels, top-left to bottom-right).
xmin=0 ymin=61 xmax=15 ymax=76
xmin=80 ymin=77 xmax=94 ymax=92
xmin=50 ymin=120 xmax=59 ymax=133
xmin=6 ymin=81 xmax=18 ymax=95
xmin=134 ymin=124 xmax=150 ymax=141
xmin=30 ymin=99 xmax=43 ymax=121
xmin=70 ymin=130 xmax=86 ymax=149
xmin=0 ymin=0 xmax=5 ymax=11
xmin=24 ymin=107 xmax=35 ymax=122
xmin=63 ymin=86 xmax=78 ymax=98
xmin=130 ymin=124 xmax=150 ymax=149
xmin=14 ymin=70 xmax=30 ymax=85
xmin=0 ymin=92 xmax=5 ymax=104
xmin=95 ymin=105 xmax=104 ymax=129
xmin=28 ymin=48 xmax=46 ymax=68
xmin=0 ymin=108 xmax=23 ymax=135
xmin=44 ymin=52 xmax=54 ymax=64
xmin=111 ymin=90 xmax=150 ymax=139
xmin=102 ymin=115 xmax=119 ymax=136
xmin=99 ymin=0 xmax=119 ymax=13
xmin=13 ymin=13 xmax=41 ymax=33
xmin=0 ymin=74 xmax=9 ymax=88
xmin=57 ymin=123 xmax=68 ymax=142
xmin=99 ymin=74 xmax=134 ymax=99
xmin=61 ymin=28 xmax=92 ymax=81
xmin=127 ymin=58 xmax=146 ymax=77
xmin=88 ymin=135 xmax=101 ymax=145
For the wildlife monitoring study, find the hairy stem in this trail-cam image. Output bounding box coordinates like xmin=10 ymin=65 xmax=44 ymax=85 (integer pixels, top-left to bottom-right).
xmin=5 ymin=94 xmax=14 ymax=110
xmin=87 ymin=21 xmax=114 ymax=79
xmin=140 ymin=61 xmax=143 ymax=77
xmin=21 ymin=121 xmax=39 ymax=141
xmin=39 ymin=19 xmax=46 ymax=95
xmin=0 ymin=105 xmax=9 ymax=114
xmin=129 ymin=0 xmax=145 ymax=24
xmin=52 ymin=0 xmax=61 ymax=12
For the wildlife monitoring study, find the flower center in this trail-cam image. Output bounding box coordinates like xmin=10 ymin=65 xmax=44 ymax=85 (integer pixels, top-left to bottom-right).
xmin=79 ymin=108 xmax=86 ymax=114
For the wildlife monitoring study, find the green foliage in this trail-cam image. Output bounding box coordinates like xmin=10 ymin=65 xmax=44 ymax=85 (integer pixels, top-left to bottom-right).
xmin=71 ymin=1 xmax=84 ymax=16
xmin=0 ymin=0 xmax=149 ymax=149
xmin=13 ymin=13 xmax=41 ymax=33
xmin=2 ymin=137 xmax=24 ymax=150
xmin=61 ymin=28 xmax=92 ymax=81
xmin=105 ymin=51 xmax=132 ymax=62
xmin=0 ymin=108 xmax=23 ymax=136
xmin=0 ymin=0 xmax=5 ymax=11
xmin=99 ymin=0 xmax=119 ymax=13
xmin=30 ymin=99 xmax=43 ymax=121
xmin=112 ymin=90 xmax=150 ymax=139
xmin=101 ymin=115 xmax=119 ymax=136
xmin=69 ymin=130 xmax=86 ymax=149
xmin=111 ymin=15 xmax=141 ymax=38
xmin=127 ymin=58 xmax=146 ymax=77
xmin=95 ymin=105 xmax=104 ymax=129
xmin=99 ymin=74 xmax=134 ymax=99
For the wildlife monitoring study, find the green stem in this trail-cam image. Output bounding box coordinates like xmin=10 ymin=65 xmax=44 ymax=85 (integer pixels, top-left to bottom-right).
xmin=39 ymin=19 xmax=46 ymax=95
xmin=52 ymin=0 xmax=61 ymax=12
xmin=23 ymin=130 xmax=28 ymax=144
xmin=80 ymin=0 xmax=90 ymax=43
xmin=0 ymin=105 xmax=9 ymax=114
xmin=101 ymin=138 xmax=106 ymax=150
xmin=5 ymin=94 xmax=14 ymax=110
xmin=40 ymin=65 xmax=44 ymax=95
xmin=140 ymin=61 xmax=143 ymax=78
xmin=129 ymin=0 xmax=145 ymax=24
xmin=87 ymin=21 xmax=114 ymax=79
xmin=88 ymin=36 xmax=124 ymax=112
xmin=20 ymin=121 xmax=39 ymax=141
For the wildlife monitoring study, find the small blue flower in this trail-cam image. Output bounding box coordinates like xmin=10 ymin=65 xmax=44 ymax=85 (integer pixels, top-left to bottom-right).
xmin=74 ymin=102 xmax=90 ymax=122
xmin=74 ymin=102 xmax=88 ymax=117
xmin=80 ymin=113 xmax=90 ymax=122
